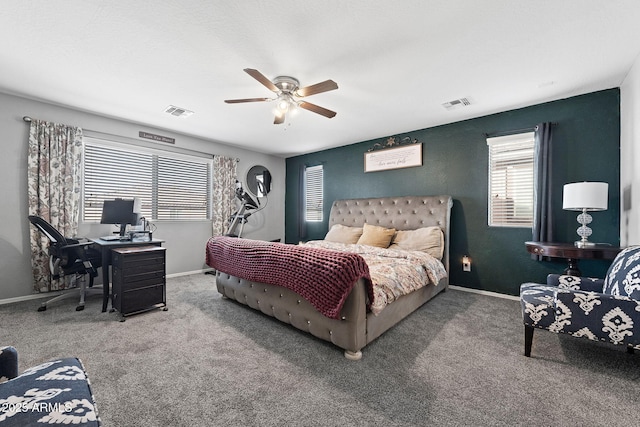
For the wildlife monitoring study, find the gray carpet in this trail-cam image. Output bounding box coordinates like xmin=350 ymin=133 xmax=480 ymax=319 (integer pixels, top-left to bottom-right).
xmin=1 ymin=274 xmax=639 ymax=426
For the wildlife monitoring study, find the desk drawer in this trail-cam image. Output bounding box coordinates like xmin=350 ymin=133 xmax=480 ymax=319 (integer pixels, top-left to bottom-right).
xmin=115 ymin=285 xmax=165 ymax=314
xmin=113 ymin=264 xmax=165 ymax=282
xmin=120 ymin=254 xmax=165 ymax=270
xmin=114 ymin=271 xmax=165 ymax=292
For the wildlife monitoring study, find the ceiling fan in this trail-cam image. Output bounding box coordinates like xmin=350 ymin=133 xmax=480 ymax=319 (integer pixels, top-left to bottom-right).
xmin=225 ymin=68 xmax=338 ymax=124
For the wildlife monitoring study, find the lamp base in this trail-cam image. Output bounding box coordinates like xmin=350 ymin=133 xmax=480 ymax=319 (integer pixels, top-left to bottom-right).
xmin=574 ymin=240 xmax=596 ymax=248
xmin=575 ymin=209 xmax=595 ymax=249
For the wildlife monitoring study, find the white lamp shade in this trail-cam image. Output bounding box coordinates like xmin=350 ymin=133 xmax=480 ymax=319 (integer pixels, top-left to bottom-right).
xmin=562 ymin=182 xmax=608 ymax=211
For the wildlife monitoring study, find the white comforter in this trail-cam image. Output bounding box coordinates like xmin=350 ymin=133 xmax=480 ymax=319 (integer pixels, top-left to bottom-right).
xmin=301 ymin=241 xmax=447 ymax=315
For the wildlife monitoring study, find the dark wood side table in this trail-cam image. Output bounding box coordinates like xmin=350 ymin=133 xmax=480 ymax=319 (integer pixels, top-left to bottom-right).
xmin=525 ymin=241 xmax=622 ymax=276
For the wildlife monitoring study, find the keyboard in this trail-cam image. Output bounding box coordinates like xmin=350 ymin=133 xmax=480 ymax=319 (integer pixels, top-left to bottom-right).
xmin=100 ymin=235 xmax=126 ymax=241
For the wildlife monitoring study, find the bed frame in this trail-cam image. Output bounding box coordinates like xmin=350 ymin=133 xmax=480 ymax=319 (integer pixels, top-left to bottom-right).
xmin=215 ymin=195 xmax=453 ymax=359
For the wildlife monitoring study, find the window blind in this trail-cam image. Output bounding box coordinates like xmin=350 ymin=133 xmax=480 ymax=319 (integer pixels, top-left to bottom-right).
xmin=83 ymin=138 xmax=212 ymax=222
xmin=304 ymin=165 xmax=324 ymax=222
xmin=487 ymin=132 xmax=535 ymax=227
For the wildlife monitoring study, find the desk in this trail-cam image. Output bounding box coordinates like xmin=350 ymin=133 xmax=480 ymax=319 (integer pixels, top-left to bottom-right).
xmin=90 ymin=238 xmax=164 ymax=312
xmin=525 ymin=241 xmax=621 ymax=276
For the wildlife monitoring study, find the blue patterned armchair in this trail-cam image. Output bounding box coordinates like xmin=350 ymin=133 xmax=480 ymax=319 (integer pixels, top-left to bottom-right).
xmin=520 ymin=246 xmax=640 ymax=356
xmin=0 ymin=346 xmax=101 ymax=426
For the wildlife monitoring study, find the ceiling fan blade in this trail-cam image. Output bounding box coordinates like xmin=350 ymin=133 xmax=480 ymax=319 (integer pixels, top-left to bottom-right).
xmin=244 ymin=68 xmax=279 ymax=92
xmin=274 ymin=113 xmax=285 ymax=125
xmin=296 ymin=80 xmax=338 ymax=97
xmin=224 ymin=97 xmax=271 ymax=104
xmin=299 ymin=101 xmax=337 ymax=118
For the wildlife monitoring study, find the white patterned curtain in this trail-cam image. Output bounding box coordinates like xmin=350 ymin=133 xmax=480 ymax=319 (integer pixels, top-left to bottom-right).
xmin=27 ymin=120 xmax=83 ymax=292
xmin=212 ymin=155 xmax=237 ymax=236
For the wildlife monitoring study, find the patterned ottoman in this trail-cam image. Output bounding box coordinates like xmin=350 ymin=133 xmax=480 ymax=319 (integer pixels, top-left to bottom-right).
xmin=0 ymin=346 xmax=100 ymax=426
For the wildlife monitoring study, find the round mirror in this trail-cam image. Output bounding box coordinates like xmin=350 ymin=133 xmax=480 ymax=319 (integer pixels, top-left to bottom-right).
xmin=246 ymin=165 xmax=272 ymax=197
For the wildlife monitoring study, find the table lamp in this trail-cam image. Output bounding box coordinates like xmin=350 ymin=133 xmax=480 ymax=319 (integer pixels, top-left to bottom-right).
xmin=562 ymin=182 xmax=608 ymax=248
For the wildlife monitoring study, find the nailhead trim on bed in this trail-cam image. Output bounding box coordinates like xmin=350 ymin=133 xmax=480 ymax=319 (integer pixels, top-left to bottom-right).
xmin=328 ymin=196 xmax=451 ymax=231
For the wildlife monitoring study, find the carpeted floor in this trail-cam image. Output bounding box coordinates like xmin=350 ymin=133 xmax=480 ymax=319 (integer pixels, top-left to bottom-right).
xmin=1 ymin=274 xmax=639 ymax=426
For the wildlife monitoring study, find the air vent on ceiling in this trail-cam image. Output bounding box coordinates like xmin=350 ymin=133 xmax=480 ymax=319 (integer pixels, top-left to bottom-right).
xmin=442 ymin=97 xmax=472 ymax=110
xmin=164 ymin=105 xmax=194 ymax=118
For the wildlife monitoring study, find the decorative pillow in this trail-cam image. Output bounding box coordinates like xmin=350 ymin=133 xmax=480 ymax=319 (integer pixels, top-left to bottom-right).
xmin=602 ymin=246 xmax=640 ymax=298
xmin=388 ymin=226 xmax=444 ymax=259
xmin=356 ymin=223 xmax=396 ymax=248
xmin=324 ymin=224 xmax=363 ymax=244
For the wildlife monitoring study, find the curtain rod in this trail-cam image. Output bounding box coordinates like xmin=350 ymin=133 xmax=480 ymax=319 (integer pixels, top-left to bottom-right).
xmin=484 ymin=122 xmax=557 ymax=138
xmin=22 ymin=116 xmax=236 ymax=161
xmin=484 ymin=126 xmax=535 ymax=138
xmin=84 ymin=129 xmax=215 ymax=160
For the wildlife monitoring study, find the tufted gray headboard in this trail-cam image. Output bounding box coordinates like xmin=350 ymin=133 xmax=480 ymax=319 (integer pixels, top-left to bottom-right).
xmin=328 ymin=195 xmax=453 ymax=276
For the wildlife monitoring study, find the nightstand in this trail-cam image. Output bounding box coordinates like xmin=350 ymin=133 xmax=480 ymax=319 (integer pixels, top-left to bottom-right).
xmin=525 ymin=241 xmax=621 ymax=276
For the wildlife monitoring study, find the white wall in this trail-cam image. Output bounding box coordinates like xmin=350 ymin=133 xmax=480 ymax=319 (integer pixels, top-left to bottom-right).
xmin=0 ymin=91 xmax=285 ymax=300
xmin=620 ymin=55 xmax=640 ymax=246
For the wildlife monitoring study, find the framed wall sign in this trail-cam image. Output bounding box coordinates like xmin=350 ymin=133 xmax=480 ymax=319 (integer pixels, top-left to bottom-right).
xmin=364 ymin=143 xmax=422 ymax=172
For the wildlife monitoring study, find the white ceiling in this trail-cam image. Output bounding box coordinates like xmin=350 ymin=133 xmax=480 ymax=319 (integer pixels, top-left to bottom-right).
xmin=2 ymin=1 xmax=640 ymax=157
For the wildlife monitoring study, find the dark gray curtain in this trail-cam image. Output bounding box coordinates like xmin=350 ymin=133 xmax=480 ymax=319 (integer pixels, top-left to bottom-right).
xmin=532 ymin=122 xmax=554 ymax=258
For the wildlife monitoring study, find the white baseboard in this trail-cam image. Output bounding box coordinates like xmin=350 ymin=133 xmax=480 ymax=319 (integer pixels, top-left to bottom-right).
xmin=0 ymin=269 xmax=216 ymax=306
xmin=0 ymin=290 xmax=68 ymax=306
xmin=449 ymin=284 xmax=519 ymax=301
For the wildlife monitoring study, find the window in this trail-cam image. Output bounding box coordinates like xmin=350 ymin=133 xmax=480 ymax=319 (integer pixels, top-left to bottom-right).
xmin=83 ymin=137 xmax=212 ymax=222
xmin=487 ymin=132 xmax=535 ymax=227
xmin=304 ymin=165 xmax=323 ymax=222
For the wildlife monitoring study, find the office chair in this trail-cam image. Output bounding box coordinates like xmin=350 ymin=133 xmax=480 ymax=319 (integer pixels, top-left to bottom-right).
xmin=28 ymin=215 xmax=102 ymax=312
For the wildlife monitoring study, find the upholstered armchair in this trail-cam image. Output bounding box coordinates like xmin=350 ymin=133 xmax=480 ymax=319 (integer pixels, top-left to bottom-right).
xmin=520 ymin=246 xmax=640 ymax=356
xmin=0 ymin=346 xmax=101 ymax=426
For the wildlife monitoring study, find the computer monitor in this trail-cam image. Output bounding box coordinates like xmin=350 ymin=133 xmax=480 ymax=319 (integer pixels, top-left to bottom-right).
xmin=101 ymin=199 xmax=137 ymax=237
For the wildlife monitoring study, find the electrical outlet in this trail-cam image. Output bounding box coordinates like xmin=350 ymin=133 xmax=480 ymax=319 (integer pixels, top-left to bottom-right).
xmin=462 ymin=256 xmax=471 ymax=272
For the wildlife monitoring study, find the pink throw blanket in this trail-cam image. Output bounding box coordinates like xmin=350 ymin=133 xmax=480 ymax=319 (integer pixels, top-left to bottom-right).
xmin=206 ymin=236 xmax=372 ymax=319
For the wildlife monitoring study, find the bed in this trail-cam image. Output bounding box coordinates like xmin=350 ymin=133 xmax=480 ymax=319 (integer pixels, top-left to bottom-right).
xmin=206 ymin=195 xmax=453 ymax=360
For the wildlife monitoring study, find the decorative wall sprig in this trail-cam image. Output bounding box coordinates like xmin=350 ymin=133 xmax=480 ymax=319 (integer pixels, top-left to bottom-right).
xmin=367 ymin=135 xmax=420 ymax=152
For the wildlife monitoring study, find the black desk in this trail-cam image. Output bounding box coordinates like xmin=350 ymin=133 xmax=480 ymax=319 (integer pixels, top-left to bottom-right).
xmin=90 ymin=238 xmax=164 ymax=312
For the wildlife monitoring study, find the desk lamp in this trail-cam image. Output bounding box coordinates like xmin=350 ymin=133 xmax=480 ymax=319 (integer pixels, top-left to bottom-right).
xmin=562 ymin=182 xmax=608 ymax=248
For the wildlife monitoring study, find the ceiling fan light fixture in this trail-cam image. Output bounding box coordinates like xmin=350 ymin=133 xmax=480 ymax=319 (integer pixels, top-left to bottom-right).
xmin=225 ymin=69 xmax=338 ymax=124
xmin=277 ymin=97 xmax=290 ymax=112
xmin=273 ymin=76 xmax=300 ymax=92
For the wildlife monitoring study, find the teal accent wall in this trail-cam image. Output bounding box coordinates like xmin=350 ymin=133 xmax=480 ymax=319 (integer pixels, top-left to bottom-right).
xmin=285 ymin=89 xmax=620 ymax=295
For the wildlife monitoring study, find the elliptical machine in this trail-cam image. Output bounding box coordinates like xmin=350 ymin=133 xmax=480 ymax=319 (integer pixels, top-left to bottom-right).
xmin=224 ymin=180 xmax=265 ymax=238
